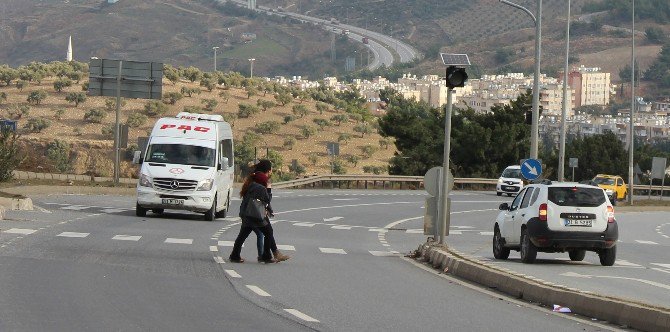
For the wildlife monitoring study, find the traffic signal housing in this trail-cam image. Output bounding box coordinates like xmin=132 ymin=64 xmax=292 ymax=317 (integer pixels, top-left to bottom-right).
xmin=445 ymin=66 xmax=468 ymax=89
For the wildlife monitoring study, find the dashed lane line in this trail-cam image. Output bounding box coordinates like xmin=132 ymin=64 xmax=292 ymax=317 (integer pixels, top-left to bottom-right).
xmin=225 ymin=269 xmax=241 ymax=278
xmin=4 ymin=228 xmax=38 ymax=235
xmin=164 ymin=238 xmax=193 ymax=244
xmin=112 ymin=235 xmax=142 ymax=241
xmin=635 ymin=240 xmax=659 ymax=245
xmin=284 ymin=309 xmax=320 ymax=323
xmin=319 ymin=247 xmax=347 ymax=254
xmin=246 ymin=285 xmax=271 ymax=297
xmin=213 ymin=256 xmax=225 ymax=264
xmin=57 ymin=232 xmax=90 ymax=238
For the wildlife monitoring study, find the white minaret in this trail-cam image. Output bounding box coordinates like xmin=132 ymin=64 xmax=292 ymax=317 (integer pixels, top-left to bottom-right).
xmin=66 ymin=35 xmax=73 ymax=62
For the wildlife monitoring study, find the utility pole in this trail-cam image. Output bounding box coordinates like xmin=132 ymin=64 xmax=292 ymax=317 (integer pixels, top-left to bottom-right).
xmin=628 ymin=0 xmax=635 ymax=204
xmin=212 ymin=46 xmax=219 ymax=72
xmin=558 ymin=0 xmax=571 ymax=182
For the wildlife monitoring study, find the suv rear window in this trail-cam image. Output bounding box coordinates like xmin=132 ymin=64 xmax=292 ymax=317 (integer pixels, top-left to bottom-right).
xmin=548 ymin=187 xmax=606 ymax=207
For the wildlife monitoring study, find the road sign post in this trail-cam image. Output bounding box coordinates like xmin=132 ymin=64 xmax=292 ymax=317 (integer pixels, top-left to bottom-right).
xmin=569 ymin=158 xmax=578 ymax=182
xmin=521 ymin=158 xmax=542 ymax=181
xmin=89 ymin=59 xmax=163 ymax=184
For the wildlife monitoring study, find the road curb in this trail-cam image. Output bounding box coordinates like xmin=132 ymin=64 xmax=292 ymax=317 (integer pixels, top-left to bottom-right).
xmin=0 ymin=195 xmax=33 ymax=211
xmin=416 ymin=243 xmax=670 ymax=332
xmin=1 ymin=185 xmax=136 ymax=197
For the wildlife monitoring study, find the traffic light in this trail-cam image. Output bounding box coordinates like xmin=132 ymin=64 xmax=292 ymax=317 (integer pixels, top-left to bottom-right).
xmin=445 ymin=66 xmax=468 ymax=89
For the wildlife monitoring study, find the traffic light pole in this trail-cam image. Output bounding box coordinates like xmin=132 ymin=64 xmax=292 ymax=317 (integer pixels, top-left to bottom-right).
xmin=438 ymin=88 xmax=454 ymax=245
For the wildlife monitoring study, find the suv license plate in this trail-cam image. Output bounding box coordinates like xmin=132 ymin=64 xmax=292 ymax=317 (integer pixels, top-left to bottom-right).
xmin=162 ymin=199 xmax=185 ymax=205
xmin=564 ymin=219 xmax=592 ymax=227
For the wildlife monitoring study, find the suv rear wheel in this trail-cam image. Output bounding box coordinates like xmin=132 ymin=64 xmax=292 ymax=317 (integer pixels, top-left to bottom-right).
xmin=493 ymin=227 xmax=510 ymax=260
xmin=568 ymin=249 xmax=586 ymax=261
xmin=599 ymin=245 xmax=616 ymax=266
xmin=520 ymin=229 xmax=537 ymax=264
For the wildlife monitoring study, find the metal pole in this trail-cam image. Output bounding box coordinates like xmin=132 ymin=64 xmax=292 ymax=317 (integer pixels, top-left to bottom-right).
xmin=114 ymin=60 xmax=122 ymax=185
xmin=530 ymin=0 xmax=542 ymax=160
xmin=628 ymin=0 xmax=635 ymax=205
xmin=213 ymin=47 xmax=219 ymax=72
xmin=438 ymin=88 xmax=454 ymax=244
xmin=499 ymin=0 xmax=540 ymax=159
xmin=558 ymin=0 xmax=571 ymax=182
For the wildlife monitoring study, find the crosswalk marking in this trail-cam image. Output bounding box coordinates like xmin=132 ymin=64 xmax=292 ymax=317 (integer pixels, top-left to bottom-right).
xmin=218 ymin=240 xmax=236 ymax=247
xmin=369 ymin=228 xmax=388 ymax=233
xmin=615 ymin=260 xmax=643 ymax=268
xmin=406 ymin=229 xmax=423 ymax=234
xmin=209 ymin=246 xmax=218 ymax=252
xmin=319 ymin=247 xmax=347 ymax=254
xmin=369 ymin=251 xmax=400 ymax=257
xmin=165 ymin=238 xmax=193 ymax=244
xmin=112 ymin=235 xmax=141 ymax=241
xmin=213 ymin=256 xmax=225 ymax=264
xmin=449 ymin=230 xmax=463 ymax=235
xmin=276 ymin=245 xmax=295 ymax=251
xmin=293 ymin=222 xmax=316 ymax=227
xmin=331 ymin=225 xmax=353 ymax=230
xmin=57 ymin=232 xmax=89 ymax=238
xmin=479 ymin=231 xmax=494 ymax=236
xmin=225 ymin=269 xmax=241 ymax=278
xmin=4 ymin=228 xmax=38 ymax=235
xmin=635 ymin=240 xmax=659 ymax=245
xmin=101 ymin=208 xmax=128 ymax=214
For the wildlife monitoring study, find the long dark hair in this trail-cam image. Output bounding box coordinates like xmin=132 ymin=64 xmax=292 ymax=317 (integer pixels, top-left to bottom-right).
xmin=240 ymin=159 xmax=272 ymax=197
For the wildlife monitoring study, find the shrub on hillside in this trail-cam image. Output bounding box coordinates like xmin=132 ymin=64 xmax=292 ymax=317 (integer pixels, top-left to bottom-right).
xmin=163 ymin=92 xmax=183 ymax=105
xmin=101 ymin=124 xmax=115 ymax=139
xmin=126 ymin=112 xmax=148 ymax=128
xmin=24 ymin=118 xmax=51 ymax=133
xmin=27 ymin=90 xmax=47 ymax=105
xmin=65 ymin=92 xmax=86 ymax=107
xmin=238 ymin=104 xmax=259 ymax=118
xmin=283 ymin=115 xmax=296 ymax=124
xmin=84 ymin=108 xmax=106 ymax=123
xmin=255 ymin=121 xmax=281 ymax=134
xmin=144 ymin=100 xmax=168 ymax=117
xmin=46 ymin=139 xmax=71 ymax=173
xmin=0 ymin=130 xmax=24 ymax=181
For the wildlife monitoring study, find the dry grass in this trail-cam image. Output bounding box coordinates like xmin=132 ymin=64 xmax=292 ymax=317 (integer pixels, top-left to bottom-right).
xmin=0 ymin=77 xmax=396 ymax=177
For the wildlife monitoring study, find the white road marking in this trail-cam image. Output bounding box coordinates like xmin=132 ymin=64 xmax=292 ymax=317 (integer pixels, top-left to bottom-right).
xmin=4 ymin=228 xmax=37 ymax=235
xmin=218 ymin=240 xmax=235 ymax=247
xmin=57 ymin=232 xmax=89 ymax=238
xmin=60 ymin=205 xmax=89 ymax=210
xmin=319 ymin=247 xmax=347 ymax=254
xmin=369 ymin=251 xmax=400 ymax=257
xmin=651 ymin=268 xmax=670 ymax=275
xmin=225 ymin=269 xmax=241 ymax=278
xmin=209 ymin=246 xmax=218 ymax=252
xmin=615 ymin=260 xmax=643 ymax=268
xmin=165 ymin=238 xmax=193 ymax=244
xmin=213 ymin=256 xmax=225 ymax=264
xmin=284 ymin=309 xmax=319 ymax=322
xmin=406 ymin=229 xmax=423 ymax=234
xmin=276 ymin=202 xmax=419 ymax=215
xmin=276 ymin=245 xmax=295 ymax=251
xmin=293 ymin=222 xmax=316 ymax=227
xmin=33 ymin=205 xmax=52 ymax=213
xmin=561 ymin=272 xmax=670 ymax=291
xmin=333 ymin=198 xmax=358 ymax=201
xmin=635 ymin=240 xmax=659 ymax=245
xmin=479 ymin=231 xmax=494 ymax=236
xmin=323 ymin=216 xmax=344 ymax=222
xmin=112 ymin=235 xmax=141 ymax=241
xmin=101 ymin=208 xmax=128 ymax=214
xmin=331 ymin=225 xmax=353 ymax=230
xmin=449 ymin=231 xmax=463 ymax=235
xmin=369 ymin=228 xmax=388 ymax=233
xmin=651 ymin=263 xmax=670 ymax=269
xmin=246 ymin=285 xmax=271 ymax=297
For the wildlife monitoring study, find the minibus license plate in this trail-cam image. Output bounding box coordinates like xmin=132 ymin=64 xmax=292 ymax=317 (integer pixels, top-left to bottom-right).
xmin=162 ymin=199 xmax=184 ymax=205
xmin=565 ymin=219 xmax=592 ymax=227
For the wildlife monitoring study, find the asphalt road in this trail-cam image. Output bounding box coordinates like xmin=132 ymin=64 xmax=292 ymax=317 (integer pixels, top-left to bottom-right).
xmin=0 ymin=189 xmax=632 ymax=331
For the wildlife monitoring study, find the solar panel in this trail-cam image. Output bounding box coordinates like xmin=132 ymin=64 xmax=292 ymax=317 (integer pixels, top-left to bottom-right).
xmin=440 ymin=53 xmax=471 ymax=66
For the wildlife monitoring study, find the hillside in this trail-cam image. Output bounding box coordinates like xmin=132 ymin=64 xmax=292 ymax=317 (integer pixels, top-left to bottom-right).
xmin=0 ymin=64 xmax=395 ymax=178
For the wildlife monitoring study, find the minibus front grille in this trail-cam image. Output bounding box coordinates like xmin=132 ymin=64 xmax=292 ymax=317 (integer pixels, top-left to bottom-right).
xmin=153 ymin=178 xmax=199 ymax=191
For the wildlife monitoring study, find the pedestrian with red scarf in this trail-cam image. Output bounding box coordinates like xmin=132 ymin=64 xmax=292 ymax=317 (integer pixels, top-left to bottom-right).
xmin=229 ymin=159 xmax=290 ymax=263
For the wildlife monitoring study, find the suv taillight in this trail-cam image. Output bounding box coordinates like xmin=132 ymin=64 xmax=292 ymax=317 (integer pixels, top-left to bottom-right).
xmin=607 ymin=206 xmax=615 ymax=223
xmin=539 ymin=203 xmax=547 ymax=221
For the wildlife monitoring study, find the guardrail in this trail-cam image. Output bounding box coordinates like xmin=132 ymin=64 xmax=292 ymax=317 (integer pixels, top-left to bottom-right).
xmin=10 ymin=170 xmax=669 ymax=195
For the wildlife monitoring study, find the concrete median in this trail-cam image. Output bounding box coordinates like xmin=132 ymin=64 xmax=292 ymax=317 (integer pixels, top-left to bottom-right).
xmin=417 ymin=243 xmax=670 ymax=332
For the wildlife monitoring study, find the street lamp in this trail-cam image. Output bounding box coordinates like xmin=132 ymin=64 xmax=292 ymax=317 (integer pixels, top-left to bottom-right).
xmin=558 ymin=0 xmax=571 ymax=182
xmin=212 ymin=46 xmax=219 ymax=72
xmin=629 ymin=0 xmax=636 ymax=204
xmin=248 ymin=58 xmax=255 ymax=78
xmin=499 ymin=0 xmax=542 ymax=160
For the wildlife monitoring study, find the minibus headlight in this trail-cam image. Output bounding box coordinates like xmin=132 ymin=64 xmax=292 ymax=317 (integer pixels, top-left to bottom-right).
xmin=139 ymin=173 xmax=152 ymax=187
xmin=197 ymin=179 xmax=214 ymax=191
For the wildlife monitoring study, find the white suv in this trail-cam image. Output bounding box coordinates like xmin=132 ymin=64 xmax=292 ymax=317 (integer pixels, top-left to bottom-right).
xmin=492 ymin=181 xmax=618 ymax=266
xmin=496 ymin=165 xmax=524 ymax=197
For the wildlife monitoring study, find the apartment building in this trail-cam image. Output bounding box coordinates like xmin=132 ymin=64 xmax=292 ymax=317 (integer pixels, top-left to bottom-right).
xmin=560 ymin=66 xmax=611 ymax=108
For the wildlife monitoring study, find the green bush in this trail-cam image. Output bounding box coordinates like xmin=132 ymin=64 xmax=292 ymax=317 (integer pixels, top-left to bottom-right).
xmin=53 ymin=77 xmax=73 ymax=92
xmin=101 ymin=124 xmax=115 ymax=139
xmin=27 ymin=90 xmax=47 ymax=105
xmin=127 ymin=112 xmax=148 ymax=128
xmin=46 ymin=139 xmax=71 ymax=173
xmin=331 ymin=159 xmax=346 ymax=174
xmin=84 ymin=108 xmax=106 ymax=123
xmin=283 ymin=115 xmax=296 ymax=124
xmin=24 ymin=118 xmax=51 ymax=133
xmin=163 ymin=92 xmax=183 ymax=105
xmin=0 ymin=130 xmax=24 ymax=181
xmin=238 ymin=103 xmax=259 ymax=118
xmin=283 ymin=137 xmax=296 ymax=150
xmin=144 ymin=100 xmax=168 ymax=117
xmin=255 ymin=121 xmax=281 ymax=134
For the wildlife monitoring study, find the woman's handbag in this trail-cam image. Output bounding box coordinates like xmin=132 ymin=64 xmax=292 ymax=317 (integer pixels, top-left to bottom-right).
xmin=244 ymin=198 xmax=268 ymax=226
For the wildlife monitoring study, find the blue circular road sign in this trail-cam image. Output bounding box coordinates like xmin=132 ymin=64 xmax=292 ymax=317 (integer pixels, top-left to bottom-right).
xmin=521 ymin=159 xmax=542 ymax=180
